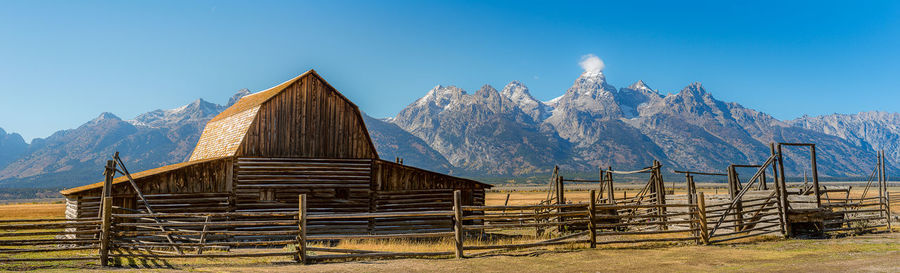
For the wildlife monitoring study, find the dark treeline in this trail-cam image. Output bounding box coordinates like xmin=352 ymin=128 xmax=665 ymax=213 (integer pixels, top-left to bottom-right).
xmin=0 ymin=188 xmax=63 ymax=201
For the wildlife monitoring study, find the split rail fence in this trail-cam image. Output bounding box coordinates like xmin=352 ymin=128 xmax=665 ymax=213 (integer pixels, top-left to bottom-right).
xmin=0 ymin=217 xmax=101 ymax=262
xmin=1 ymin=189 xmax=816 ymax=265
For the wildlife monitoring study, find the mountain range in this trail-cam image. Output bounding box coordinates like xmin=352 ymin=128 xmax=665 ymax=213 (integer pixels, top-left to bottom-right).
xmin=0 ymin=71 xmax=897 ymax=189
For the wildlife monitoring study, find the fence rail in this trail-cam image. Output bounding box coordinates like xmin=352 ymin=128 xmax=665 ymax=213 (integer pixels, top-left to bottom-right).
xmin=0 ymin=217 xmax=101 ymax=262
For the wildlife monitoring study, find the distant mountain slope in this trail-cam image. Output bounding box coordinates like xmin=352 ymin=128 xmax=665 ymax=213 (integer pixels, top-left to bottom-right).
xmin=361 ymin=113 xmax=455 ymax=173
xmin=393 ymin=85 xmax=577 ymax=175
xmin=789 ymin=111 xmax=900 ymax=167
xmin=0 ymin=128 xmax=28 ymax=169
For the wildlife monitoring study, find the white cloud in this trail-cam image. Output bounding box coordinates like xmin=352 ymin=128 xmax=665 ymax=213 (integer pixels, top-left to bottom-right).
xmin=579 ymin=54 xmax=605 ymax=74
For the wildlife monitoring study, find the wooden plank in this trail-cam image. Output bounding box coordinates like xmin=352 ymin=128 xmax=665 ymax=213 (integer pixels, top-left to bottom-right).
xmin=307 ymin=232 xmax=453 ymax=240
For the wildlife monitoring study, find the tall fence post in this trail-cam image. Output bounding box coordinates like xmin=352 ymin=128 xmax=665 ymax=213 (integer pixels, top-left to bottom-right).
xmin=557 ymin=176 xmax=566 ymax=233
xmin=775 ymin=144 xmax=792 ymax=237
xmin=697 ymin=192 xmax=709 ymax=245
xmin=686 ymin=174 xmax=699 ymax=244
xmin=606 ymin=167 xmax=615 ymax=204
xmin=810 ymin=145 xmax=822 ymax=208
xmin=588 ymin=190 xmax=597 ymax=248
xmin=654 ymin=161 xmax=668 ymax=231
xmin=297 ymin=194 xmax=308 ymax=264
xmin=453 ymin=190 xmax=464 ymax=259
xmin=99 ymin=196 xmax=112 ymax=266
xmin=882 ymin=151 xmax=893 ymax=232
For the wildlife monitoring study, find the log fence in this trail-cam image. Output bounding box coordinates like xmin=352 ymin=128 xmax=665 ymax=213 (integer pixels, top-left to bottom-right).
xmin=0 ymin=217 xmax=101 ymax=262
xmin=3 ymin=187 xmax=895 ymax=266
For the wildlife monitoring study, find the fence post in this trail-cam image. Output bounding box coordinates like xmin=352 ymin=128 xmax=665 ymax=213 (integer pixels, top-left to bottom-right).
xmin=297 ymin=194 xmax=307 ymax=264
xmin=882 ymin=151 xmax=893 ymax=233
xmin=557 ymin=176 xmax=566 ymax=233
xmin=606 ymin=168 xmax=615 ymax=204
xmin=654 ymin=161 xmax=668 ymax=231
xmin=696 ymin=192 xmax=709 ymax=245
xmin=588 ymin=190 xmax=597 ymax=248
xmin=453 ymin=190 xmax=464 ymax=258
xmin=99 ymin=196 xmax=112 ymax=266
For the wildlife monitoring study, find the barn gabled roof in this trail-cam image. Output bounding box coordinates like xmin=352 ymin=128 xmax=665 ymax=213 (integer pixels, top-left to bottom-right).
xmin=189 ymin=69 xmax=377 ymax=161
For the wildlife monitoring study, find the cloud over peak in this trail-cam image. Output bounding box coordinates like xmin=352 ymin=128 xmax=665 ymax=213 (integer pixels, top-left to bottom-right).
xmin=579 ymin=54 xmax=605 ymax=75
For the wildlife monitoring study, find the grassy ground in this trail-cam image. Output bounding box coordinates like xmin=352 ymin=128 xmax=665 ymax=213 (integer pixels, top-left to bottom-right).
xmin=3 ymin=233 xmax=896 ymax=272
xmin=205 ymin=233 xmax=900 ymax=273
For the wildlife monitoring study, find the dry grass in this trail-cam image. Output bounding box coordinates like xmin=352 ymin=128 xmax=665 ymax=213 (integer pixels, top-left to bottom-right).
xmin=0 ymin=202 xmax=65 ymax=220
xmin=87 ymin=232 xmax=900 ymax=273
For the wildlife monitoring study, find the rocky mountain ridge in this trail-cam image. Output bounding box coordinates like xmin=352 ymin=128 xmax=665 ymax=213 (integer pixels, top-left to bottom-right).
xmin=392 ymin=71 xmax=895 ymax=176
xmin=1 ymin=72 xmax=898 ymax=189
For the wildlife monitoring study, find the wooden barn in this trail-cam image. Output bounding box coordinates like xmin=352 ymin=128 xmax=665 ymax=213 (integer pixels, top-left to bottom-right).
xmin=60 ymin=70 xmax=490 ymax=234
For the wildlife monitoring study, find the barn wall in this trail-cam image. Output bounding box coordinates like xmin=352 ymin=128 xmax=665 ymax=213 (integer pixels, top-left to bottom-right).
xmin=238 ymin=74 xmax=376 ymax=159
xmin=233 ymin=157 xmax=374 ymax=235
xmin=372 ymin=160 xmax=488 ymax=232
xmin=373 ymin=160 xmax=488 ymax=192
xmin=64 ymin=158 xmax=233 ymax=216
xmin=62 ymin=156 xmax=489 ymax=236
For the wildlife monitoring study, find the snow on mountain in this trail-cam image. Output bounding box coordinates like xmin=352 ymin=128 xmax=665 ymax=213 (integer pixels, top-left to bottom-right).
xmin=392 ymin=68 xmax=887 ymax=175
xmin=500 ymin=81 xmax=547 ymax=122
xmin=544 ymin=71 xmax=623 ymax=144
xmin=129 ymin=99 xmax=223 ymax=128
xmin=227 ymin=88 xmax=252 ymax=107
xmin=790 ymin=111 xmax=900 ymax=166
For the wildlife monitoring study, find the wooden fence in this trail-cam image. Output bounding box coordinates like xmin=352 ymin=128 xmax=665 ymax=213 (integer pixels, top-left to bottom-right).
xmin=4 ymin=189 xmax=896 ymax=266
xmin=0 ymin=217 xmax=101 ymax=262
xmin=705 ymin=191 xmax=783 ymax=243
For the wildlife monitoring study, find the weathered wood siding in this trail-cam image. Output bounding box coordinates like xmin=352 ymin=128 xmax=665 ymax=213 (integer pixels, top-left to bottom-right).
xmin=374 ymin=189 xmax=456 ymax=233
xmin=238 ymin=75 xmax=376 ymax=159
xmin=63 ymin=157 xmax=490 ymax=235
xmin=234 ymin=157 xmax=374 ymax=235
xmin=64 ymin=196 xmax=80 ymax=219
xmin=373 ymin=160 xmax=488 ymax=192
xmin=66 ymin=158 xmax=233 ymax=216
xmin=371 ymin=160 xmax=487 ymax=232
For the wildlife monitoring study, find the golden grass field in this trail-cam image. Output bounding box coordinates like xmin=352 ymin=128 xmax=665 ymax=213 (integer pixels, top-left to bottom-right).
xmin=0 ymin=187 xmax=898 ymax=272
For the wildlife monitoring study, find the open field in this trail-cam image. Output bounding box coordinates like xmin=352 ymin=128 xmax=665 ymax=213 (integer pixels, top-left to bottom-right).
xmin=0 ymin=188 xmax=897 ymax=272
xmin=0 ymin=202 xmax=65 ymax=220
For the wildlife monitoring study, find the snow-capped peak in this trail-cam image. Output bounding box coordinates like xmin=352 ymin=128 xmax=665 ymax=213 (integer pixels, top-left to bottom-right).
xmin=627 ymin=80 xmax=652 ymax=91
xmin=501 ymin=81 xmax=541 ymax=108
xmin=90 ymin=112 xmax=122 ymax=123
xmin=415 ymin=85 xmax=466 ymax=108
xmin=680 ymin=82 xmax=706 ymax=97
xmin=227 ymin=88 xmax=252 ymax=107
xmin=129 ymin=98 xmax=223 ymax=128
xmin=565 ymin=69 xmax=616 ymax=100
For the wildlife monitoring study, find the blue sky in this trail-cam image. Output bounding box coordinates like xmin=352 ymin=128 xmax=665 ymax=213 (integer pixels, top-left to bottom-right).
xmin=1 ymin=1 xmax=899 ymax=141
